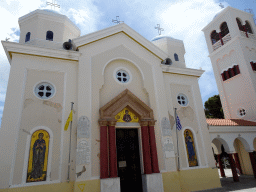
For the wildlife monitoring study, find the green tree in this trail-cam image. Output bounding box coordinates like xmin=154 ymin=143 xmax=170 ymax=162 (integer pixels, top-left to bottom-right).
xmin=204 ymin=95 xmax=224 ymax=119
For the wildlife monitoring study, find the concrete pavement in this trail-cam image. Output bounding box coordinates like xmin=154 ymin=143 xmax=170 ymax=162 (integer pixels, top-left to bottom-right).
xmin=195 ymin=169 xmax=256 ymax=192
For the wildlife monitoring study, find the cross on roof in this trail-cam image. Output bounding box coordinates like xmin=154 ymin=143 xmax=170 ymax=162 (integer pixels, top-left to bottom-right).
xmin=155 ymin=24 xmax=164 ymax=35
xmin=46 ymin=0 xmax=60 ymax=10
xmin=219 ymin=3 xmax=224 ymax=9
xmin=5 ymin=37 xmax=10 ymax=41
xmin=112 ymin=16 xmax=124 ymax=24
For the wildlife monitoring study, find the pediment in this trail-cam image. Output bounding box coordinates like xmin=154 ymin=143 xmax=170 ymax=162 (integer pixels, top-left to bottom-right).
xmin=99 ymin=89 xmax=154 ymax=122
xmin=73 ymin=23 xmax=168 ymax=61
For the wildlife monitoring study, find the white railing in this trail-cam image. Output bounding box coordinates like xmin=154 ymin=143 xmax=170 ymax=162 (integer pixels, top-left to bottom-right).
xmin=240 ymin=31 xmax=256 ymax=40
xmin=212 ymin=33 xmax=231 ymax=51
xmin=223 ymin=33 xmax=231 ymax=44
xmin=212 ymin=40 xmax=222 ymax=51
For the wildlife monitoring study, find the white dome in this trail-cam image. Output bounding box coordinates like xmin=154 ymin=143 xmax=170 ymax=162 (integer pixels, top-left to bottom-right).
xmin=151 ymin=35 xmax=174 ymax=42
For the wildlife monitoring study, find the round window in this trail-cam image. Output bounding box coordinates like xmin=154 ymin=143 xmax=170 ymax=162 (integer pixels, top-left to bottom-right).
xmin=116 ymin=70 xmax=130 ymax=83
xmin=35 ymin=82 xmax=55 ymax=99
xmin=237 ymin=108 xmax=246 ymax=117
xmin=177 ymin=94 xmax=188 ymax=106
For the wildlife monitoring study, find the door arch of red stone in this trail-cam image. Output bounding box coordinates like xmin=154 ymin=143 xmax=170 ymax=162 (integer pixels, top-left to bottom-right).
xmin=98 ymin=89 xmax=160 ymax=179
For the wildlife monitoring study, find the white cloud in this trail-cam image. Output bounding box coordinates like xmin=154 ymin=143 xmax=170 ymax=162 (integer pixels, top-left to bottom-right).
xmin=154 ymin=0 xmax=228 ymax=105
xmin=62 ymin=1 xmax=101 ymax=35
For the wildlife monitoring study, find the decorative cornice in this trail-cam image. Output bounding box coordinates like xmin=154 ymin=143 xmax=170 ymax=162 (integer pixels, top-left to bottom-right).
xmin=1 ymin=41 xmax=80 ymax=63
xmin=140 ymin=120 xmax=149 ymax=127
xmin=162 ymin=65 xmax=204 ymax=77
xmin=98 ymin=120 xmax=108 ymax=126
xmin=148 ymin=120 xmax=157 ymax=126
xmin=209 ymin=126 xmax=256 ymax=133
xmin=108 ymin=121 xmax=117 ymax=126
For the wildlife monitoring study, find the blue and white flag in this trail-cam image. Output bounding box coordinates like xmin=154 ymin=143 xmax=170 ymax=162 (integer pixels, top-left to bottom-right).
xmin=176 ymin=115 xmax=182 ymax=131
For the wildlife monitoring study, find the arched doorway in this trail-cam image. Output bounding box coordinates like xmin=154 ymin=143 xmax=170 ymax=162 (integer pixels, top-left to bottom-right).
xmin=212 ymin=138 xmax=230 ymax=178
xmin=234 ymin=138 xmax=253 ymax=175
xmin=98 ymin=89 xmax=161 ymax=192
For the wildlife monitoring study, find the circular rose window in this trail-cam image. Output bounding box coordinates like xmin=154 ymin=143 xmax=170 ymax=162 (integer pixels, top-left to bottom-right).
xmin=34 ymin=82 xmax=55 ymax=99
xmin=116 ymin=70 xmax=130 ymax=83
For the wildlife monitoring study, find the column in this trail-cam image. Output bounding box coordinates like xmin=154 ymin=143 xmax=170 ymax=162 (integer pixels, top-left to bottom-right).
xmin=140 ymin=121 xmax=152 ymax=174
xmin=218 ymin=32 xmax=224 ymax=45
xmin=108 ymin=121 xmax=118 ymax=178
xmin=99 ymin=120 xmax=109 ymax=179
xmin=228 ymin=153 xmax=239 ymax=182
xmin=233 ymin=153 xmax=243 ymax=175
xmin=217 ymin=154 xmax=226 ymax=177
xmin=148 ymin=120 xmax=160 ymax=173
xmin=249 ymin=152 xmax=256 ymax=179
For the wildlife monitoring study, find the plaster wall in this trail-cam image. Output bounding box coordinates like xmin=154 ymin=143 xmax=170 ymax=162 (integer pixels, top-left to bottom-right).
xmin=163 ymin=72 xmax=215 ymax=169
xmin=152 ymin=38 xmax=186 ymax=68
xmin=0 ymin=53 xmax=78 ymax=188
xmin=77 ymin=32 xmax=170 ymax=178
xmin=209 ymin=39 xmax=256 ymax=121
xmin=19 ymin=13 xmax=80 ymax=44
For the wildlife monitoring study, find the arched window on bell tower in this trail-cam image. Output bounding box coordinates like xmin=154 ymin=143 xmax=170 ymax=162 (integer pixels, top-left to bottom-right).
xmin=46 ymin=31 xmax=53 ymax=41
xmin=25 ymin=32 xmax=31 ymax=42
xmin=245 ymin=21 xmax=253 ymax=34
xmin=210 ymin=30 xmax=219 ymax=45
xmin=220 ymin=22 xmax=229 ymax=38
xmin=236 ymin=18 xmax=243 ymax=31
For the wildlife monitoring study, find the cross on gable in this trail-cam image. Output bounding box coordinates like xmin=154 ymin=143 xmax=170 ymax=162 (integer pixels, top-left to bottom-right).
xmin=112 ymin=16 xmax=124 ymax=24
xmin=219 ymin=3 xmax=224 ymax=9
xmin=46 ymin=0 xmax=60 ymax=10
xmin=155 ymin=24 xmax=164 ymax=35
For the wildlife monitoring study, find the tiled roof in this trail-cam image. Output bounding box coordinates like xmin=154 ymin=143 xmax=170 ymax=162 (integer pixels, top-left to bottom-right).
xmin=206 ymin=119 xmax=256 ymax=126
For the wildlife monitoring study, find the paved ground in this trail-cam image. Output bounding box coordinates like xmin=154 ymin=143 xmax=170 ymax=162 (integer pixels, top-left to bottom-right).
xmin=195 ymin=169 xmax=256 ymax=192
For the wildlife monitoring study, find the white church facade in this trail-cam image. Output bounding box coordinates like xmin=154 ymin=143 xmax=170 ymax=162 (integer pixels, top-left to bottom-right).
xmin=202 ymin=6 xmax=256 ymax=182
xmin=0 ymin=9 xmax=221 ymax=192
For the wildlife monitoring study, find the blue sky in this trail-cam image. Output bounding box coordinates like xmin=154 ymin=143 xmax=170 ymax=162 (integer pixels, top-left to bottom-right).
xmin=0 ymin=0 xmax=255 ymax=125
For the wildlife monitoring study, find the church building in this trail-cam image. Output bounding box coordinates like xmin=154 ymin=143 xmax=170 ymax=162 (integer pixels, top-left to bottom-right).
xmin=0 ymin=9 xmax=221 ymax=192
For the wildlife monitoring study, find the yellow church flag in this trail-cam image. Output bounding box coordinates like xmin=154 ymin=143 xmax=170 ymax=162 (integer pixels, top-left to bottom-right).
xmin=64 ymin=110 xmax=73 ymax=131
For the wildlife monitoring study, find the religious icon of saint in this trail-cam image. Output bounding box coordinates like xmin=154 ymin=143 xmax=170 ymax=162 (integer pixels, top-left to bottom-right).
xmin=123 ymin=110 xmax=132 ymax=122
xmin=30 ymin=133 xmax=46 ymax=180
xmin=185 ymin=131 xmax=195 ymax=161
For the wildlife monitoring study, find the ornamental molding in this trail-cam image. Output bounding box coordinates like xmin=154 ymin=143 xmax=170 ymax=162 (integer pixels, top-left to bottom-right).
xmin=162 ymin=65 xmax=204 ymax=77
xmin=72 ymin=23 xmax=168 ymax=60
xmin=2 ymin=41 xmax=80 ymax=63
xmin=99 ymin=89 xmax=155 ymax=124
xmin=209 ymin=126 xmax=256 ymax=133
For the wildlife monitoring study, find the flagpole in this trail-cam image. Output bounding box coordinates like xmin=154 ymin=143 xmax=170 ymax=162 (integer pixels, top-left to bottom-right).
xmin=174 ymin=108 xmax=180 ymax=171
xmin=67 ymin=102 xmax=74 ymax=181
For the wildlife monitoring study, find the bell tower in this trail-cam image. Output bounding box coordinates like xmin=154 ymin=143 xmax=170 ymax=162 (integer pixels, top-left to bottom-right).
xmin=202 ymin=6 xmax=256 ymax=121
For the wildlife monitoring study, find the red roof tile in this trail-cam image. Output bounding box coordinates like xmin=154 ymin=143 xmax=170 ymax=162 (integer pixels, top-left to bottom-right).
xmin=206 ymin=119 xmax=256 ymax=126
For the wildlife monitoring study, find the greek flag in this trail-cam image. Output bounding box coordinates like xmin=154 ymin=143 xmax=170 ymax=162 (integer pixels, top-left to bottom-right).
xmin=176 ymin=115 xmax=182 ymax=131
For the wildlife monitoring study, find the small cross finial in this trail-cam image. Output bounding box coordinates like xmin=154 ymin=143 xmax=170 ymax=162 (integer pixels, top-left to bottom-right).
xmin=219 ymin=3 xmax=224 ymax=9
xmin=46 ymin=0 xmax=60 ymax=10
xmin=155 ymin=24 xmax=164 ymax=35
xmin=5 ymin=37 xmax=10 ymax=41
xmin=112 ymin=16 xmax=124 ymax=24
